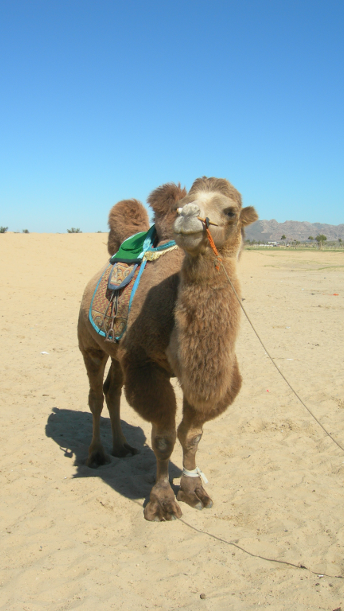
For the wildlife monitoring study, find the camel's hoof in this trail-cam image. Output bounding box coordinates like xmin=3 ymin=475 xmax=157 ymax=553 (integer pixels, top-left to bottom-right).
xmin=86 ymin=449 xmax=111 ymax=468
xmin=177 ymin=475 xmax=213 ymax=510
xmin=112 ymin=443 xmax=139 ymax=458
xmin=144 ymin=482 xmax=182 ymax=522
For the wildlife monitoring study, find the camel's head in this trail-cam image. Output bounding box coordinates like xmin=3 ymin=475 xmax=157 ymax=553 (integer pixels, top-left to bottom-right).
xmin=148 ymin=183 xmax=187 ymax=243
xmin=173 ymin=176 xmax=258 ymax=257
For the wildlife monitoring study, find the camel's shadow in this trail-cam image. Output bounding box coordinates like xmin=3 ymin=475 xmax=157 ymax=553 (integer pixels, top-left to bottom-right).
xmin=45 ymin=407 xmax=182 ymax=501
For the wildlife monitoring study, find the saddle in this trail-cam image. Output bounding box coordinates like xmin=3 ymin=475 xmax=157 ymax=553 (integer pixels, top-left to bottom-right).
xmin=89 ymin=226 xmax=178 ymax=342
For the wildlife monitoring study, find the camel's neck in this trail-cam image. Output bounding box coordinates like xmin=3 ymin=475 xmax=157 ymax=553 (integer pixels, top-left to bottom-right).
xmin=173 ymin=253 xmax=241 ymax=409
xmin=180 ymin=251 xmax=239 ymax=288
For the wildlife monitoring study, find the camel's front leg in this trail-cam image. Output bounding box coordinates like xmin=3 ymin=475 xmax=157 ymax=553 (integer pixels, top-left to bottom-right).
xmin=144 ymin=423 xmax=182 ymax=521
xmin=177 ymin=398 xmax=213 ymax=510
xmin=123 ymin=356 xmax=182 ymax=521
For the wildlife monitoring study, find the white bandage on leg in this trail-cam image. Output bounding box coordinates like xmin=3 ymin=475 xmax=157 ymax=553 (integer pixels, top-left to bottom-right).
xmin=182 ymin=467 xmax=208 ymax=484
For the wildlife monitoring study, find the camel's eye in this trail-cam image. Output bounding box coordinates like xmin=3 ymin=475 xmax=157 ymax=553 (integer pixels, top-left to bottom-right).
xmin=224 ymin=207 xmax=236 ymax=218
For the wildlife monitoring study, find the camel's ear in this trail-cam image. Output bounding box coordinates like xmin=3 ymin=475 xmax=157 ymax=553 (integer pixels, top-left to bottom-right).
xmin=240 ymin=206 xmax=258 ymax=227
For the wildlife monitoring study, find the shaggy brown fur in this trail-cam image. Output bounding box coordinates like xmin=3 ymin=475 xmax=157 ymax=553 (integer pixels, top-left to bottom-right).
xmin=147 ymin=182 xmax=187 ymax=242
xmin=188 ymin=176 xmax=242 ymax=207
xmin=78 ymin=177 xmax=258 ymax=521
xmin=107 ymin=199 xmax=150 ymax=256
xmin=171 ymin=258 xmax=242 ymax=413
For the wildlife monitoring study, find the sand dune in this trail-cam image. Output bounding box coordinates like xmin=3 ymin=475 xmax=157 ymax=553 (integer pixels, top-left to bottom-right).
xmin=1 ymin=233 xmax=343 ymax=610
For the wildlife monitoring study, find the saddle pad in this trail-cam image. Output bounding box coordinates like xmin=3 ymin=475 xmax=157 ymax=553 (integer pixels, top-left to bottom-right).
xmin=89 ymin=261 xmax=142 ymax=341
xmin=108 ymin=262 xmax=138 ymax=290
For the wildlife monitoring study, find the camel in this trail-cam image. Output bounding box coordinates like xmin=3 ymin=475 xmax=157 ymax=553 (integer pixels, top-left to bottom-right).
xmin=78 ymin=177 xmax=258 ymax=521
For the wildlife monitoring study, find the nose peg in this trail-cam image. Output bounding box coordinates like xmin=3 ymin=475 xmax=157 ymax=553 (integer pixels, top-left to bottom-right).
xmin=198 ymin=216 xmax=218 ymax=227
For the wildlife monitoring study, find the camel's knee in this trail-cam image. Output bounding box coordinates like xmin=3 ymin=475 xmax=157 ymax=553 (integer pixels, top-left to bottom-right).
xmin=152 ymin=432 xmax=176 ymax=460
xmin=177 ymin=399 xmax=204 ymax=448
xmin=177 ymin=425 xmax=203 ymax=451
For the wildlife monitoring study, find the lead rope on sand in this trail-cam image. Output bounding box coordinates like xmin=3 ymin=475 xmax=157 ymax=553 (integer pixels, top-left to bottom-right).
xmin=200 ymin=218 xmax=344 ymax=454
xmin=178 ymin=518 xmax=343 ymax=579
xmin=130 ymin=499 xmax=342 ymax=578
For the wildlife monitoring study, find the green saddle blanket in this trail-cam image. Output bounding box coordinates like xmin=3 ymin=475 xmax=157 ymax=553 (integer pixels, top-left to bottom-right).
xmin=110 ymin=225 xmax=156 ymax=263
xmin=110 ymin=225 xmax=178 ymax=263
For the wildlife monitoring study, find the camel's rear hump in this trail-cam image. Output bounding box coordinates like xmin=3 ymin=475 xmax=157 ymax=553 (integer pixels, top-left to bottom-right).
xmin=108 ymin=199 xmax=150 ymax=256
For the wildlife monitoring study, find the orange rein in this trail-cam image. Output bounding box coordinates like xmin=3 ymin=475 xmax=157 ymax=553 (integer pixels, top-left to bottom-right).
xmin=198 ymin=217 xmax=222 ymax=271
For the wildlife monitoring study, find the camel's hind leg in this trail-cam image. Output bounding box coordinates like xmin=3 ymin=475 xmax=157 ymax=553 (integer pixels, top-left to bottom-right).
xmin=82 ymin=348 xmax=110 ymax=468
xmin=124 ymin=357 xmax=182 ymax=521
xmin=103 ymin=358 xmax=138 ymax=457
xmin=177 ymin=397 xmax=213 ymax=510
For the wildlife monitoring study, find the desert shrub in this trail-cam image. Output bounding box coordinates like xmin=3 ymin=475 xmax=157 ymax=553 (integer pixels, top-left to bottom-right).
xmin=67 ymin=228 xmax=82 ymax=233
xmin=22 ymin=229 xmax=29 ymax=233
xmin=0 ymin=226 xmax=8 ymax=233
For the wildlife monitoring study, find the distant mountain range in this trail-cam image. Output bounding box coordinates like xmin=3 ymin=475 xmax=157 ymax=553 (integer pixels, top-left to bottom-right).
xmin=244 ymin=220 xmax=344 ymax=242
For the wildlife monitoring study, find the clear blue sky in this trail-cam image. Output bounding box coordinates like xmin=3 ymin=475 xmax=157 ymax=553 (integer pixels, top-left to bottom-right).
xmin=1 ymin=0 xmax=343 ymax=232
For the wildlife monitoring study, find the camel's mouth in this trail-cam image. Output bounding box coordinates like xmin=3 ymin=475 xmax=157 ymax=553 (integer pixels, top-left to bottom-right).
xmin=173 ymin=223 xmax=206 ymax=255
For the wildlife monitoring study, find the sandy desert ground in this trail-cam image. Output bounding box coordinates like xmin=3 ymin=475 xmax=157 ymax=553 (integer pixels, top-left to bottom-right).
xmin=1 ymin=233 xmax=344 ymax=611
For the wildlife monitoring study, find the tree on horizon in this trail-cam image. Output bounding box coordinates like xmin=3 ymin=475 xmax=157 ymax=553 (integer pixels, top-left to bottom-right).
xmin=315 ymin=234 xmax=327 ymax=249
